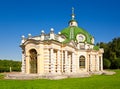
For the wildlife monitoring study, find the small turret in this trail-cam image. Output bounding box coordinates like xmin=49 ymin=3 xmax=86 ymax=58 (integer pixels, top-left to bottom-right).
xmin=28 ymin=33 xmax=32 ymax=39
xmin=41 ymin=30 xmax=45 ymax=40
xmin=69 ymin=7 xmax=78 ymax=27
xmin=50 ymin=28 xmax=55 ymax=40
xmin=21 ymin=35 xmax=25 ymax=44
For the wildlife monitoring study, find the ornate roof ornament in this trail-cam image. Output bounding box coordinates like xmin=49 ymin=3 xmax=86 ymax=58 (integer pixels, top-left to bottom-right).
xmin=72 ymin=7 xmax=75 ymax=20
xmin=41 ymin=30 xmax=44 ymax=33
xmin=69 ymin=7 xmax=78 ymax=27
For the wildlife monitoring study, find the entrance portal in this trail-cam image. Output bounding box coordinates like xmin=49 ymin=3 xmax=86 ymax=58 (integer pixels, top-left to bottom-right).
xmin=29 ymin=49 xmax=37 ymax=73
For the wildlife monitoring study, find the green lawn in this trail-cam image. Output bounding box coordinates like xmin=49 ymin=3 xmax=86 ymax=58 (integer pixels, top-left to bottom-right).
xmin=0 ymin=70 xmax=120 ymax=89
xmin=0 ymin=73 xmax=4 ymax=79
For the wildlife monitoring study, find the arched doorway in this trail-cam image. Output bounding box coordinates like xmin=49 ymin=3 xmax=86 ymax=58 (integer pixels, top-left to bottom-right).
xmin=29 ymin=49 xmax=37 ymax=73
xmin=79 ymin=55 xmax=85 ymax=68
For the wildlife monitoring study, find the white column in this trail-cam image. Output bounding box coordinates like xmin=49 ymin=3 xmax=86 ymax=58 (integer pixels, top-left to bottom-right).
xmin=96 ymin=55 xmax=99 ymax=71
xmin=49 ymin=49 xmax=51 ymax=73
xmin=21 ymin=51 xmax=25 ymax=73
xmin=54 ymin=52 xmax=56 ymax=73
xmin=101 ymin=56 xmax=103 ymax=71
xmin=95 ymin=55 xmax=96 ymax=71
xmin=61 ymin=50 xmax=64 ymax=73
xmin=68 ymin=55 xmax=70 ymax=73
xmin=70 ymin=54 xmax=72 ymax=73
xmin=37 ymin=54 xmax=41 ymax=74
xmin=50 ymin=48 xmax=55 ymax=73
xmin=26 ymin=55 xmax=30 ymax=74
xmin=87 ymin=55 xmax=89 ymax=72
xmin=57 ymin=50 xmax=61 ymax=74
xmin=89 ymin=55 xmax=92 ymax=72
xmin=65 ymin=50 xmax=68 ymax=73
xmin=93 ymin=55 xmax=96 ymax=71
xmin=61 ymin=50 xmax=65 ymax=73
xmin=72 ymin=53 xmax=76 ymax=73
xmin=70 ymin=55 xmax=72 ymax=73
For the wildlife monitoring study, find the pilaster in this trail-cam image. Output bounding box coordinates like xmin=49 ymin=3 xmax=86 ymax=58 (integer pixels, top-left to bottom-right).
xmin=57 ymin=50 xmax=61 ymax=74
xmin=65 ymin=50 xmax=68 ymax=73
xmin=21 ymin=51 xmax=25 ymax=73
xmin=26 ymin=55 xmax=30 ymax=74
xmin=89 ymin=55 xmax=92 ymax=72
xmin=37 ymin=54 xmax=41 ymax=74
xmin=72 ymin=52 xmax=76 ymax=73
xmin=96 ymin=55 xmax=99 ymax=71
xmin=101 ymin=56 xmax=103 ymax=71
xmin=50 ymin=48 xmax=55 ymax=73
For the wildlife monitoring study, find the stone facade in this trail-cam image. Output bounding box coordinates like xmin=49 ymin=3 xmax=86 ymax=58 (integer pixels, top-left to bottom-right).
xmin=20 ymin=8 xmax=104 ymax=76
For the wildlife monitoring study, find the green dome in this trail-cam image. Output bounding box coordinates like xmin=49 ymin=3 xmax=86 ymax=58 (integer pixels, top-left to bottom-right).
xmin=61 ymin=26 xmax=93 ymax=44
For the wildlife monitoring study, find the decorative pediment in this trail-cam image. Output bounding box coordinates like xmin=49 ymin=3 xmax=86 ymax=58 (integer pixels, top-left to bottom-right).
xmin=67 ymin=40 xmax=77 ymax=48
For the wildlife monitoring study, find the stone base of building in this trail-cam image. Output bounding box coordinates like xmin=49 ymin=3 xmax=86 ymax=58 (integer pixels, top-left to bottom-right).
xmin=4 ymin=71 xmax=114 ymax=80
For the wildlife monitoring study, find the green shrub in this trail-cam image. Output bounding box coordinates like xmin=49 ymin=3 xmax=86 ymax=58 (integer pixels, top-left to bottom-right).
xmin=111 ymin=58 xmax=120 ymax=69
xmin=103 ymin=58 xmax=111 ymax=69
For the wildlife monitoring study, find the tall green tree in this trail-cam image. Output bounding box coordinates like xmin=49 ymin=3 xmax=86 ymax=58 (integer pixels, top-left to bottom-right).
xmin=97 ymin=37 xmax=120 ymax=69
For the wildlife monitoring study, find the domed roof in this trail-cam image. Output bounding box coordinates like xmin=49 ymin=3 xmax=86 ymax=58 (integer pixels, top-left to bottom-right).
xmin=60 ymin=7 xmax=93 ymax=44
xmin=61 ymin=26 xmax=93 ymax=44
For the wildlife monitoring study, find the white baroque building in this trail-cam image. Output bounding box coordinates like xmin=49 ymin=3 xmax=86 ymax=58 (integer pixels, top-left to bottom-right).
xmin=20 ymin=8 xmax=104 ymax=76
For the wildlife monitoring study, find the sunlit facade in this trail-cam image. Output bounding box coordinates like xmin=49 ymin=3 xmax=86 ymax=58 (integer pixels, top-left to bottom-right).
xmin=20 ymin=8 xmax=104 ymax=75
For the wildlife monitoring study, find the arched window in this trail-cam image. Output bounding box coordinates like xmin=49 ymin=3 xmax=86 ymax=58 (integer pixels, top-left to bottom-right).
xmin=79 ymin=56 xmax=85 ymax=68
xmin=29 ymin=49 xmax=37 ymax=73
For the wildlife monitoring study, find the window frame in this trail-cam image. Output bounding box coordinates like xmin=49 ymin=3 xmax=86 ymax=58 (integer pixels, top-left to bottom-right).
xmin=79 ymin=55 xmax=85 ymax=68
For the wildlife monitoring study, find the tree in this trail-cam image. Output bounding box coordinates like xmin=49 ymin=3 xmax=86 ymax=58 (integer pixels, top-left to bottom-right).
xmin=97 ymin=37 xmax=120 ymax=69
xmin=103 ymin=58 xmax=111 ymax=69
xmin=110 ymin=58 xmax=120 ymax=69
xmin=0 ymin=59 xmax=21 ymax=73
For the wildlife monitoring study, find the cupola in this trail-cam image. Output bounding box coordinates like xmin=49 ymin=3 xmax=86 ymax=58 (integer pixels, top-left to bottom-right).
xmin=69 ymin=7 xmax=78 ymax=27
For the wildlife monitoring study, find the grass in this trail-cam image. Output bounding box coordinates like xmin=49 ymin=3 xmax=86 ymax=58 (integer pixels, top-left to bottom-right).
xmin=0 ymin=70 xmax=120 ymax=89
xmin=0 ymin=73 xmax=4 ymax=79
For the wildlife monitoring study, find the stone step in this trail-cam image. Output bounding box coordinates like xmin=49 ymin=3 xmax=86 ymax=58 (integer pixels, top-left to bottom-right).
xmin=5 ymin=73 xmax=90 ymax=80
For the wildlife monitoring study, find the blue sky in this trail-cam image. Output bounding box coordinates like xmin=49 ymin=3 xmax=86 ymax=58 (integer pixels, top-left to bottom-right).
xmin=0 ymin=0 xmax=120 ymax=60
